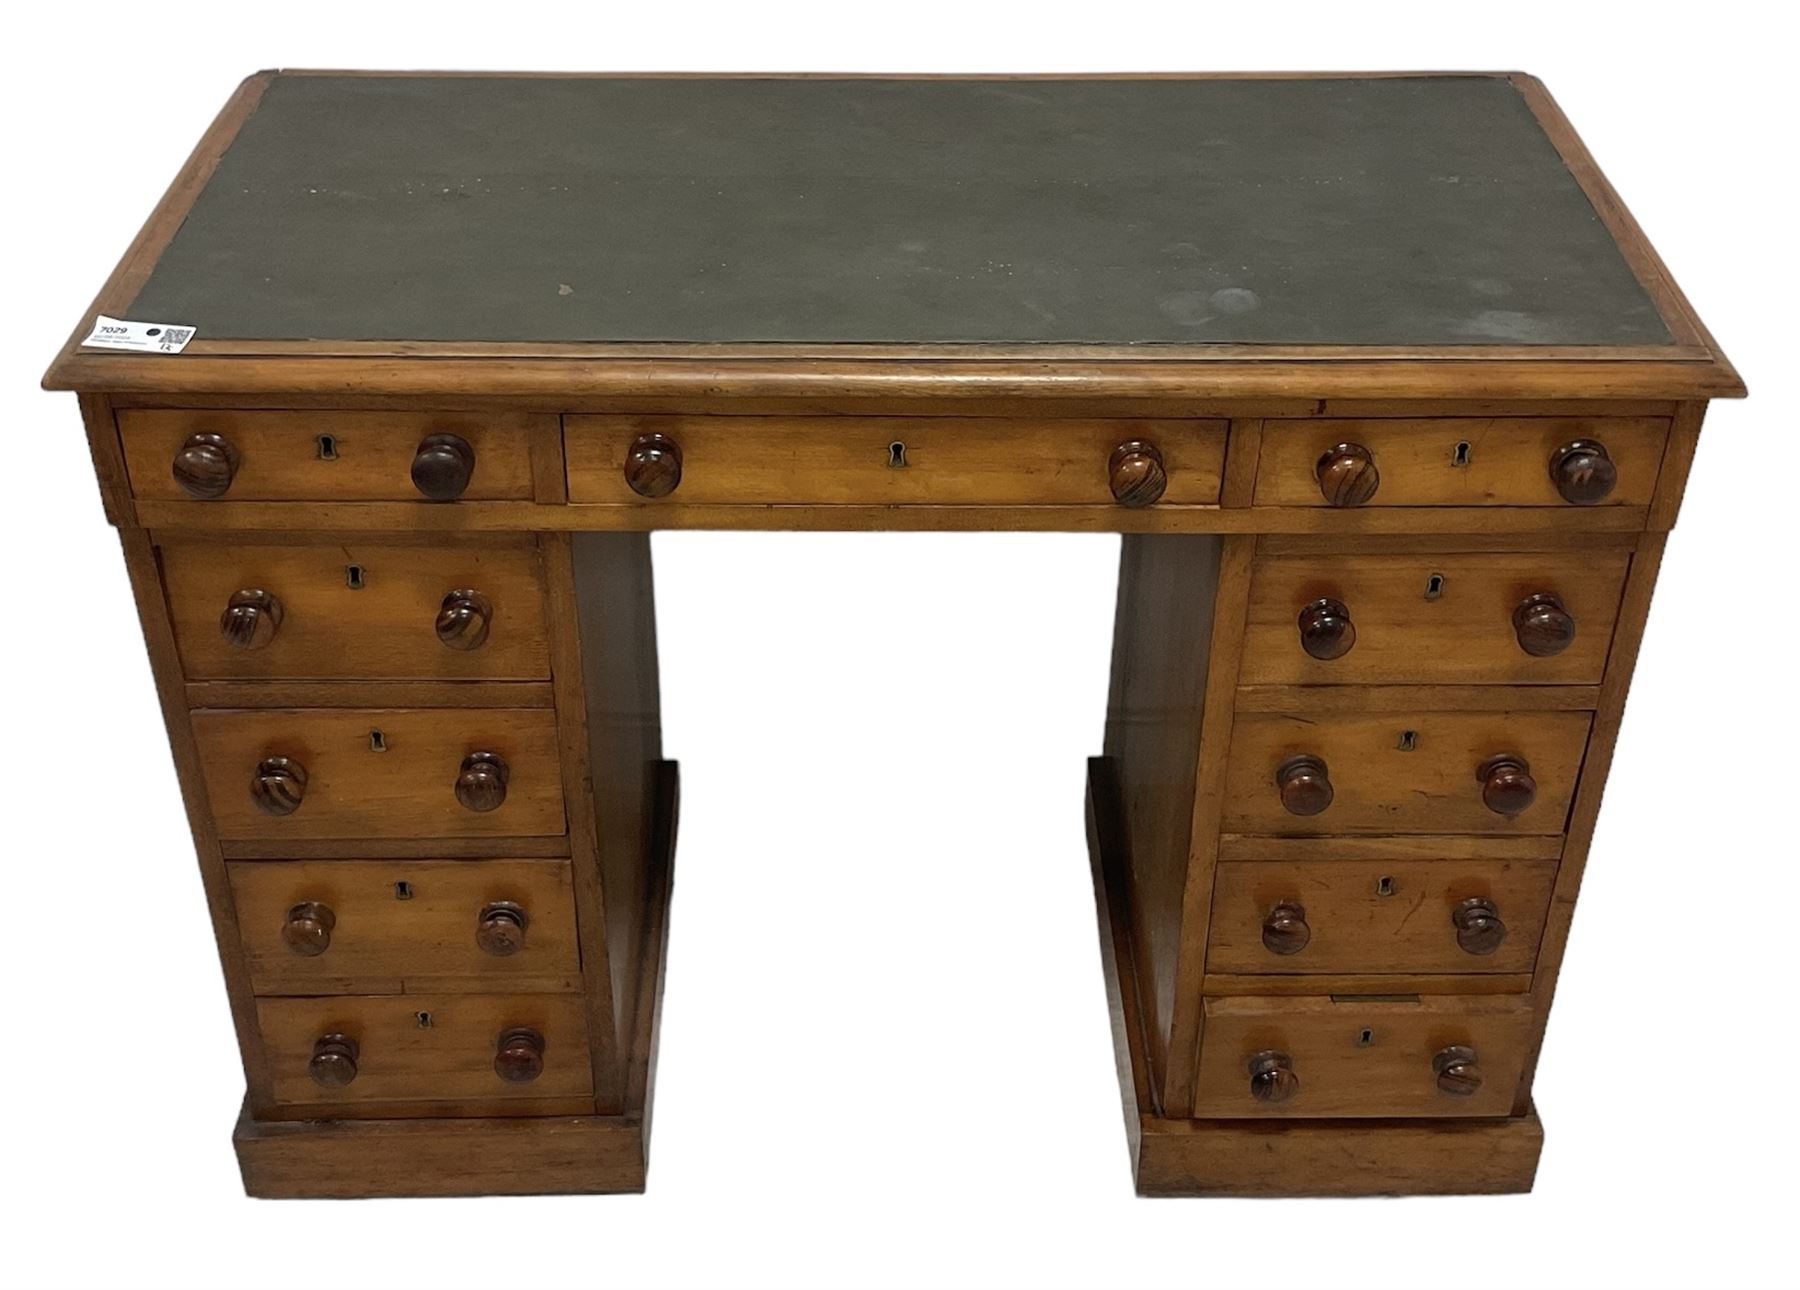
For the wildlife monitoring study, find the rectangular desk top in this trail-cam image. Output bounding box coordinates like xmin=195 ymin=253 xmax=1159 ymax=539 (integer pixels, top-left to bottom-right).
xmin=44 ymin=71 xmax=1741 ymax=402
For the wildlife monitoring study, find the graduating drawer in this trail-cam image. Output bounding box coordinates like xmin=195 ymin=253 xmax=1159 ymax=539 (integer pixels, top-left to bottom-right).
xmin=192 ymin=708 xmax=566 ymax=840
xmin=1207 ymin=857 xmax=1558 ymax=975
xmin=118 ymin=409 xmax=542 ymax=503
xmin=1253 ymin=417 xmax=1667 ymax=509
xmin=162 ymin=539 xmax=550 ymax=681
xmin=564 ymin=415 xmax=1227 ymax=507
xmin=1241 ymin=551 xmax=1630 ymax=686
xmin=1223 ymin=708 xmax=1592 ymax=835
xmin=228 ymin=859 xmax=580 ymax=994
xmin=257 ymin=993 xmax=593 ymax=1114
xmin=1192 ymin=995 xmax=1532 ymax=1118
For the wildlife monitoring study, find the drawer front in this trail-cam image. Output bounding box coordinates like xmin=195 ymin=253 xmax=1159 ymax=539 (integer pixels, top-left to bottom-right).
xmin=163 ymin=539 xmax=551 ymax=681
xmin=118 ymin=409 xmax=541 ymax=502
xmin=1193 ymin=995 xmax=1532 ymax=1118
xmin=1241 ymin=551 xmax=1630 ymax=686
xmin=257 ymin=993 xmax=592 ymax=1111
xmin=228 ymin=859 xmax=580 ymax=994
xmin=1206 ymin=858 xmax=1557 ymax=975
xmin=1253 ymin=417 xmax=1667 ymax=508
xmin=1223 ymin=709 xmax=1592 ymax=835
xmin=192 ymin=708 xmax=566 ymax=840
xmin=565 ymin=415 xmax=1228 ymax=506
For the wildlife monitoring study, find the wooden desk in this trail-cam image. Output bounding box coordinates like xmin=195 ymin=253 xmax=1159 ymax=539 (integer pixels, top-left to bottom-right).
xmin=43 ymin=71 xmax=1743 ymax=1199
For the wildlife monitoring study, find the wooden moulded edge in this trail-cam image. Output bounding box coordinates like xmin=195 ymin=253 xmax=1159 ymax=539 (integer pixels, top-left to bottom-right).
xmin=233 ymin=759 xmax=678 ymax=1199
xmin=1085 ymin=756 xmax=1543 ymax=1198
xmin=40 ymin=70 xmax=1744 ymax=403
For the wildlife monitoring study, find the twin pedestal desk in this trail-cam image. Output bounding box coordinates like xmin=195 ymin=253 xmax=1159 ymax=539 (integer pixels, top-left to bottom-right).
xmin=44 ymin=71 xmax=1742 ymax=1198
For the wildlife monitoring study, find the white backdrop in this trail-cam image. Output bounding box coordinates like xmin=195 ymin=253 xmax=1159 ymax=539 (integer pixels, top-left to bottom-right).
xmin=2 ymin=5 xmax=1790 ymax=1287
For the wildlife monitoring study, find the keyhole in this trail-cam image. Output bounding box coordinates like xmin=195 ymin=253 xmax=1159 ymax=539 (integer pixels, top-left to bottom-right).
xmin=393 ymin=881 xmax=413 ymax=901
xmin=414 ymin=1011 xmax=433 ymax=1029
xmin=1451 ymin=440 xmax=1472 ymax=467
xmin=1424 ymin=573 xmax=1445 ymax=600
xmin=368 ymin=729 xmax=387 ymax=753
xmin=1397 ymin=730 xmax=1417 ymax=752
xmin=887 ymin=441 xmax=909 ymax=469
xmin=1357 ymin=1028 xmax=1375 ymax=1047
xmin=1376 ymin=875 xmax=1396 ymax=898
xmin=316 ymin=434 xmax=338 ymax=461
xmin=346 ymin=564 xmax=365 ymax=590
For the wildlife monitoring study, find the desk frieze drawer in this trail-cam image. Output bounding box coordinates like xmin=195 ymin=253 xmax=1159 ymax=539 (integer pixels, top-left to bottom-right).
xmin=191 ymin=707 xmax=567 ymax=840
xmin=118 ymin=409 xmax=544 ymax=503
xmin=1253 ymin=418 xmax=1668 ymax=509
xmin=161 ymin=539 xmax=551 ymax=680
xmin=1207 ymin=857 xmax=1558 ymax=975
xmin=257 ymin=993 xmax=593 ymax=1115
xmin=228 ymin=859 xmax=581 ymax=994
xmin=1192 ymin=995 xmax=1533 ymax=1118
xmin=1242 ymin=551 xmax=1630 ymax=685
xmin=1223 ymin=708 xmax=1593 ymax=835
xmin=565 ymin=415 xmax=1228 ymax=508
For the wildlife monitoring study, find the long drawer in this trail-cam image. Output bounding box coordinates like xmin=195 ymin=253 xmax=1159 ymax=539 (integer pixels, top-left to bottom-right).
xmin=228 ymin=859 xmax=581 ymax=994
xmin=1222 ymin=708 xmax=1592 ymax=835
xmin=1240 ymin=551 xmax=1629 ymax=685
xmin=564 ymin=415 xmax=1228 ymax=507
xmin=162 ymin=539 xmax=551 ymax=680
xmin=1206 ymin=857 xmax=1558 ymax=975
xmin=1192 ymin=995 xmax=1533 ymax=1118
xmin=257 ymin=993 xmax=593 ymax=1113
xmin=191 ymin=707 xmax=566 ymax=840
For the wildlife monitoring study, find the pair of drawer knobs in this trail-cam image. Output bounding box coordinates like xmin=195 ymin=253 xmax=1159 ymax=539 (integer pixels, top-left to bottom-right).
xmin=282 ymin=899 xmax=529 ymax=957
xmin=1247 ymin=1045 xmax=1484 ymax=1103
xmin=220 ymin=588 xmax=494 ymax=651
xmin=1297 ymin=592 xmax=1576 ymax=660
xmin=174 ymin=432 xmax=478 ymax=501
xmin=1318 ymin=439 xmax=1618 ymax=507
xmin=250 ymin=751 xmax=509 ymax=816
xmin=1262 ymin=896 xmax=1506 ymax=956
xmin=1276 ymin=752 xmax=1537 ymax=817
xmin=308 ymin=1026 xmax=546 ymax=1088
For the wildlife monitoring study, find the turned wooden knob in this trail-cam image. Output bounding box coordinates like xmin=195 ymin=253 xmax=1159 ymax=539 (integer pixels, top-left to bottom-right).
xmin=219 ymin=589 xmax=283 ymax=650
xmin=1513 ymin=592 xmax=1576 ymax=657
xmin=1261 ymin=902 xmax=1311 ymax=955
xmin=251 ymin=756 xmax=307 ymax=816
xmin=1453 ymin=897 xmax=1508 ymax=955
xmin=435 ymin=589 xmax=493 ymax=651
xmin=1433 ymin=1044 xmax=1484 ymax=1097
xmin=624 ymin=433 xmax=682 ymax=498
xmin=455 ymin=751 xmax=509 ymax=812
xmin=494 ymin=1026 xmax=545 ymax=1083
xmin=1549 ymin=439 xmax=1617 ymax=505
xmin=308 ymin=1033 xmax=358 ymax=1088
xmin=1248 ymin=1050 xmax=1299 ymax=1103
xmin=1477 ymin=753 xmax=1537 ymax=817
xmin=1107 ymin=440 xmax=1168 ymax=507
xmin=1315 ymin=442 xmax=1380 ymax=506
xmin=1275 ymin=755 xmax=1333 ymax=816
xmin=171 ymin=432 xmax=239 ymax=499
xmin=1297 ymin=597 xmax=1355 ymax=660
xmin=476 ymin=901 xmax=529 ymax=957
xmin=411 ymin=432 xmax=476 ymax=500
xmin=282 ymin=901 xmax=336 ymax=956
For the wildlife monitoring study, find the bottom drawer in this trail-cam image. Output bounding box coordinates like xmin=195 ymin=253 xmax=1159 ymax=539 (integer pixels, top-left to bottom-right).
xmin=1193 ymin=995 xmax=1531 ymax=1118
xmin=257 ymin=993 xmax=593 ymax=1115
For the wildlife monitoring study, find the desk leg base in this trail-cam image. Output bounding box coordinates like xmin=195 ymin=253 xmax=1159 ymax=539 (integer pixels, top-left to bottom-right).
xmin=1085 ymin=755 xmax=1544 ymax=1198
xmin=235 ymin=759 xmax=679 ymax=1199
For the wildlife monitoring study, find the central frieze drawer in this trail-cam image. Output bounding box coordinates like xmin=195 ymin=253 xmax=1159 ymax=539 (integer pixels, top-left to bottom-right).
xmin=191 ymin=708 xmax=566 ymax=840
xmin=564 ymin=416 xmax=1227 ymax=506
xmin=1223 ymin=709 xmax=1593 ymax=835
xmin=161 ymin=539 xmax=551 ymax=680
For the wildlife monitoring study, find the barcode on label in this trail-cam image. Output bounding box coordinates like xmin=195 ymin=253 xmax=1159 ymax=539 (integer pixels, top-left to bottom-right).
xmin=157 ymin=327 xmax=195 ymax=348
xmin=80 ymin=315 xmax=198 ymax=353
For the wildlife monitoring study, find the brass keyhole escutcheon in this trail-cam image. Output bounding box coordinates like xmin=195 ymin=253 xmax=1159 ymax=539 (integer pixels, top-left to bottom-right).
xmin=888 ymin=441 xmax=909 ymax=468
xmin=368 ymin=729 xmax=387 ymax=753
xmin=345 ymin=564 xmax=366 ymax=590
xmin=1375 ymin=875 xmax=1396 ymax=897
xmin=1451 ymin=440 xmax=1472 ymax=467
xmin=316 ymin=433 xmax=339 ymax=461
xmin=1397 ymin=730 xmax=1418 ymax=752
xmin=1424 ymin=573 xmax=1445 ymax=600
